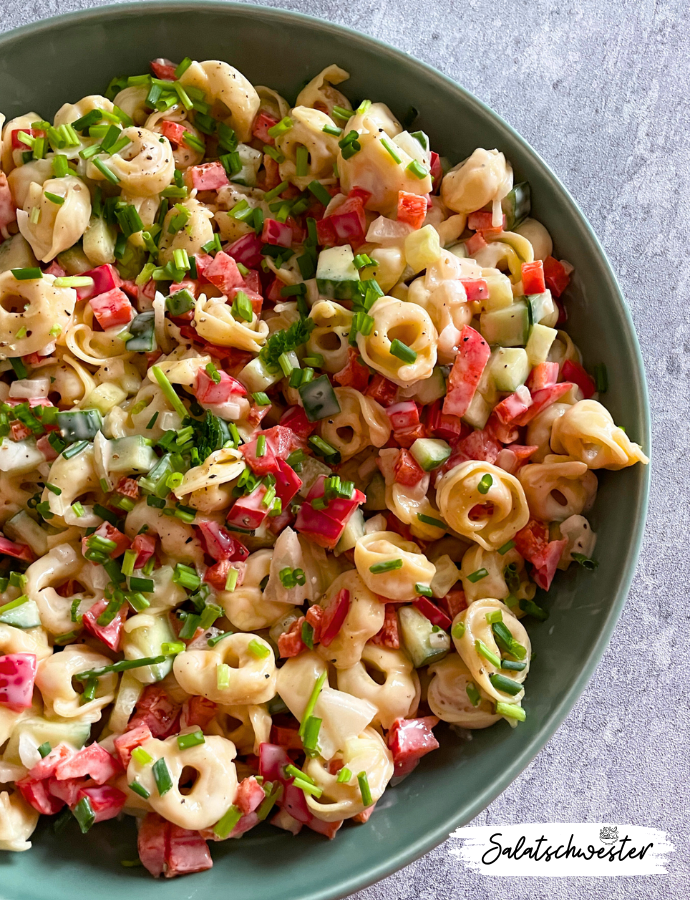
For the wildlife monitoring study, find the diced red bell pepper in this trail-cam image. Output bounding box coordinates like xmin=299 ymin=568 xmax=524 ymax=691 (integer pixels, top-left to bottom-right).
xmin=370 ymin=604 xmax=400 ymax=649
xmin=426 ymin=399 xmax=466 ymax=443
xmin=10 ymin=421 xmax=33 ymax=442
xmin=0 ymin=653 xmax=37 ymax=710
xmin=83 ymin=521 xmax=131 ymax=559
xmin=113 ymin=724 xmax=153 ymax=768
xmin=353 ymin=804 xmax=377 ymax=823
xmin=439 ymin=588 xmax=467 ymax=619
xmin=128 ymin=686 xmax=181 ymax=739
xmin=196 ymin=520 xmax=249 ymax=562
xmin=447 ymin=428 xmax=501 ymax=467
xmin=265 ymin=276 xmax=285 ymax=302
xmin=78 ymin=784 xmax=127 ymax=822
xmin=305 ymin=604 xmax=324 ymax=642
xmin=465 ymin=232 xmax=488 ymax=256
xmin=195 ymin=367 xmax=247 ymax=404
xmin=241 ymin=436 xmax=280 ymax=476
xmin=279 ymin=405 xmax=317 ymax=439
xmin=561 ymin=359 xmax=596 ymax=400
xmin=160 ymin=120 xmax=188 ymax=147
xmin=315 ymin=215 xmax=337 ymax=248
xmin=513 ymin=381 xmax=576 ymax=426
xmin=115 ymin=476 xmax=140 ymax=499
xmin=294 ymin=504 xmax=347 ymax=550
xmin=330 ymin=196 xmax=367 ymax=246
xmin=278 ymin=618 xmax=307 ymax=658
xmin=527 ymin=361 xmax=559 ymax=392
xmin=188 ymin=161 xmax=229 ymax=192
xmin=467 ymin=211 xmax=506 ymax=233
xmin=138 ymin=813 xmax=213 ymax=879
xmin=138 ymin=813 xmax=168 ymax=878
xmin=131 ymin=531 xmax=157 ymax=570
xmin=271 ymin=724 xmax=303 ymax=750
xmin=193 ymin=252 xmax=214 ymax=283
xmin=320 ymin=588 xmax=351 ymax=647
xmin=17 ymin=777 xmax=64 ymax=815
xmin=429 ymin=151 xmax=442 ymax=192
xmin=150 ymin=58 xmax=177 ymax=80
xmin=348 ymin=187 xmax=372 ymax=205
xmin=413 ymin=597 xmax=452 ymax=631
xmin=0 ymin=534 xmax=34 ymax=562
xmin=258 ymin=743 xmax=292 ymax=783
xmin=385 ymin=400 xmax=420 ymax=431
xmin=514 ymin=518 xmax=549 ymax=564
xmin=460 ymin=278 xmax=489 ymax=302
xmin=273 ymin=459 xmax=302 ymax=507
xmin=393 ymin=448 xmax=425 ymax=487
xmin=262 ymin=218 xmax=293 ymax=248
xmin=47 ymin=776 xmax=84 ymax=808
xmin=90 ymin=288 xmax=134 ymax=330
xmin=365 ymin=374 xmax=399 ymax=407
xmin=204 ymin=559 xmax=245 ymax=591
xmin=204 ymin=251 xmax=245 ymax=294
xmin=252 ymin=112 xmax=278 ymax=144
xmin=246 ymin=403 xmax=271 ymax=427
xmin=10 ymin=128 xmax=45 ymax=150
xmin=228 ymin=285 xmax=263 ymax=316
xmin=26 ymin=743 xmax=74 ymax=781
xmin=180 ymin=696 xmax=218 ymax=731
xmin=235 ymin=776 xmax=265 ymax=816
xmin=543 ymin=256 xmax=571 ymax=297
xmin=443 ymin=325 xmax=491 ymax=418
xmin=240 ymin=267 xmax=261 ymax=294
xmin=521 ymin=260 xmax=546 ymax=295
xmin=532 ymin=538 xmax=568 ymax=591
xmin=305 ymin=475 xmax=366 ymax=522
xmin=82 ymin=598 xmax=127 ymax=652
xmin=226 ymin=486 xmax=270 ymax=532
xmin=55 ymin=742 xmax=121 ymax=784
xmin=387 ymin=716 xmax=440 ymax=777
xmin=77 ymin=264 xmax=123 ymax=301
xmin=333 ymin=348 xmax=370 ymax=391
xmin=0 ymin=172 xmax=16 ymax=232
xmin=485 ymin=412 xmax=519 ymax=445
xmin=393 ymin=422 xmax=428 ymax=450
xmin=397 ymin=191 xmax=427 ymax=229
xmin=493 ymin=388 xmax=533 ymax=425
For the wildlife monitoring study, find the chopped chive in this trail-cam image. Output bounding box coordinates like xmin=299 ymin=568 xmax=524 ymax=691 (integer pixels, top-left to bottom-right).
xmin=519 ymin=598 xmax=548 ymax=621
xmin=62 ymin=440 xmax=89 ymax=460
xmin=301 ymin=715 xmax=321 ymax=753
xmin=44 ymin=190 xmax=65 ymax=205
xmin=369 ymin=558 xmax=403 ymax=574
xmin=152 ymin=758 xmax=173 ymax=795
xmin=417 ymin=513 xmax=446 ymax=530
xmin=336 ymin=766 xmax=352 ymax=784
xmin=594 ymin=363 xmax=608 ymax=393
xmin=299 ymin=670 xmax=327 ymax=737
xmin=177 ymin=729 xmax=205 ymax=750
xmin=501 ymin=658 xmax=527 ymax=671
xmin=178 ymin=613 xmax=200 ymax=640
xmin=380 ymin=137 xmax=402 ymax=164
xmin=38 ymin=741 xmax=52 ymax=758
xmin=322 ymin=123 xmax=342 ymax=137
xmin=475 ymin=639 xmax=501 ymax=668
xmin=572 ymin=552 xmax=599 ymax=570
xmin=53 ymin=275 xmax=94 ymax=288
xmin=205 ymin=361 xmax=222 ymax=384
xmin=252 ymin=391 xmax=271 ymax=407
xmin=357 ymin=771 xmax=373 ymax=807
xmin=92 ymin=157 xmax=120 ymax=184
xmin=331 ymin=105 xmax=352 ymax=122
xmin=489 ymin=672 xmax=523 ymax=696
xmin=267 ymin=116 xmax=293 ymax=139
xmin=217 ymin=663 xmax=231 ymax=690
xmin=248 ymin=638 xmax=270 ymax=659
xmin=485 ymin=609 xmax=503 ymax=625
xmin=406 ymin=159 xmax=429 ymax=179
xmin=161 ymin=641 xmax=185 ymax=656
xmin=151 ymin=365 xmax=187 ymax=419
xmin=307 ymin=180 xmax=332 ymax=207
xmin=11 ymin=267 xmax=42 ymax=281
xmin=52 ymin=154 xmax=69 ymax=177
xmin=466 ymin=682 xmax=481 ymax=707
xmin=263 ymin=180 xmax=289 ymax=203
xmin=389 ymin=339 xmax=417 ymax=364
xmin=72 ymin=796 xmax=95 ymax=833
xmin=498 ymin=540 xmax=515 ymax=555
xmin=451 ymin=621 xmax=465 ymax=639
xmin=467 ymin=568 xmax=488 ymax=583
xmin=415 ymin=583 xmax=433 ymax=597
xmin=45 ymin=482 xmax=62 ymax=496
xmin=496 ymin=701 xmax=526 ymax=721
xmin=74 ymin=656 xmax=167 ymax=681
xmin=214 ymin=804 xmax=242 ymax=838
xmin=477 ymin=474 xmax=493 ymax=495
xmin=129 ymin=780 xmax=150 ymax=799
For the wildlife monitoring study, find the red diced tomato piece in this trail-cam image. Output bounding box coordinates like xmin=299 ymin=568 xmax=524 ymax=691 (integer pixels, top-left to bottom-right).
xmin=241 ymin=436 xmax=280 ymax=476
xmin=348 ymin=187 xmax=372 ymax=205
xmin=228 ymin=285 xmax=263 ymax=316
xmin=160 ymin=120 xmax=187 ymax=147
xmin=413 ymin=596 xmax=452 ymax=631
xmin=453 ymin=428 xmax=502 ymax=465
xmin=273 ymin=459 xmax=302 ymax=507
xmin=465 ymin=232 xmax=488 ymax=256
xmin=493 ymin=387 xmax=533 ymax=425
xmin=315 ymin=215 xmax=337 ymax=248
xmin=236 ymin=777 xmax=265 ymax=816
xmin=393 ymin=449 xmax=425 ymax=487
xmin=426 ymin=400 xmax=465 ymax=443
xmin=196 ymin=520 xmax=249 ymax=562
xmin=521 ymin=260 xmax=546 ymax=294
xmin=188 ymin=161 xmax=229 ymax=192
xmin=0 ymin=173 xmax=16 ymax=232
xmin=0 ymin=653 xmax=37 ymax=710
xmin=150 ymin=58 xmax=177 ymax=80
xmin=467 ymin=211 xmax=506 ymax=232
xmin=205 ymin=251 xmax=245 ymax=294
xmin=47 ymin=776 xmax=84 ymax=808
xmin=252 ymin=112 xmax=278 ymax=144
xmin=10 ymin=128 xmax=45 ymax=149
xmin=294 ymin=504 xmax=346 ymax=550
xmin=166 ymin=826 xmax=213 ymax=877
xmin=128 ymin=686 xmax=180 ymax=739
xmin=55 ymin=742 xmax=121 ymax=784
xmin=429 ymin=151 xmax=442 ymax=191
xmin=526 ymin=361 xmax=559 ymax=392
xmin=329 ymin=197 xmax=367 ymax=246
xmin=132 ymin=532 xmax=157 ymax=569
xmin=320 ymin=589 xmax=351 ymax=647
xmin=115 ymin=476 xmax=139 ymax=499
xmin=543 ymin=256 xmax=571 ymax=297
xmin=370 ymin=604 xmax=400 ymax=649
xmin=78 ymin=785 xmax=127 ymax=822
xmin=261 ymin=218 xmax=292 ymax=248
xmin=443 ymin=325 xmax=491 ymax=418
xmin=514 ymin=519 xmax=549 ymax=565
xmin=385 ymin=400 xmax=420 ymax=431
xmin=561 ymin=359 xmax=596 ymax=399
xmin=85 ymin=521 xmax=131 ymax=558
xmin=26 ymin=743 xmax=74 ymax=781
xmin=333 ymin=347 xmax=370 ymax=391
xmin=271 ymin=725 xmax=303 ymax=750
xmin=138 ymin=813 xmax=168 ymax=877
xmin=440 ymin=588 xmax=467 ymax=619
xmin=365 ymin=373 xmax=398 ymax=407
xmin=89 ymin=288 xmax=133 ymax=330
xmin=460 ymin=278 xmax=489 ymax=302
xmin=113 ymin=724 xmax=153 ymax=768
xmin=397 ymin=191 xmax=427 ymax=229
xmin=82 ymin=598 xmax=127 ymax=652
xmin=532 ymin=537 xmax=568 ymax=591
xmin=10 ymin=421 xmax=32 ymax=442
xmin=387 ymin=716 xmax=440 ymax=777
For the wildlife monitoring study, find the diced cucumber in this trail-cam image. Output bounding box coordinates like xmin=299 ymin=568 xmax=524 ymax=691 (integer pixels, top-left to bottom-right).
xmin=139 ymin=452 xmax=174 ymax=497
xmin=57 ymin=408 xmax=103 ymax=441
xmin=165 ymin=288 xmax=195 ymax=317
xmin=299 ymin=374 xmax=341 ymax=422
xmin=398 ymin=604 xmax=450 ymax=668
xmin=3 ymin=509 xmax=47 ymax=556
xmin=109 ymin=435 xmax=158 ymax=474
xmin=364 ymin=245 xmax=406 ymax=293
xmin=480 ymin=301 xmax=529 ymax=347
xmin=0 ymin=598 xmax=41 ymax=628
xmin=481 ymin=272 xmax=513 ymax=312
xmin=126 ymin=310 xmax=157 ymax=352
xmin=231 ymin=143 xmax=262 ymax=187
xmin=363 ymin=471 xmax=387 ymax=510
xmin=527 ymin=290 xmax=556 ymax=326
xmin=297 ymin=456 xmax=333 ymax=497
xmin=490 ymin=348 xmax=531 ymax=392
xmin=335 ymin=508 xmax=364 ymax=554
xmin=238 ymin=355 xmax=282 ymax=394
xmin=526 ymin=324 xmax=558 ymax=367
xmin=3 ymin=717 xmax=90 ymax=766
xmin=405 ymin=224 xmax=442 ymax=274
xmin=108 ymin=670 xmax=144 ymax=735
xmin=462 ymin=391 xmax=491 ymax=429
xmin=85 ymin=382 xmax=127 ymax=415
xmin=316 ymin=246 xmax=361 ymax=301
xmin=83 ymin=215 xmax=117 ymax=267
xmin=399 ymin=367 xmax=446 ymax=405
xmin=123 ymin=613 xmax=176 ymax=683
xmin=56 ymin=243 xmax=92 ymax=275
xmin=502 ymin=182 xmax=531 ymax=231
xmin=0 ymin=234 xmax=38 ymax=274
xmin=410 ymin=438 xmax=451 ymax=472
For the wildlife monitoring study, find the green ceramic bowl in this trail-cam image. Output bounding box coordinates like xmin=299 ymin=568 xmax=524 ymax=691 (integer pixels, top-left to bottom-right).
xmin=0 ymin=4 xmax=650 ymax=898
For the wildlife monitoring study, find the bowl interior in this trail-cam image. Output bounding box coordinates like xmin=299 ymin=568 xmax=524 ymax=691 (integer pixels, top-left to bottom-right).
xmin=0 ymin=4 xmax=650 ymax=900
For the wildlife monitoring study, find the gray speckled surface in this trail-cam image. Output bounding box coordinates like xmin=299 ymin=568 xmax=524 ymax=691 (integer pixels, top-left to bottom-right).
xmin=1 ymin=1 xmax=685 ymax=897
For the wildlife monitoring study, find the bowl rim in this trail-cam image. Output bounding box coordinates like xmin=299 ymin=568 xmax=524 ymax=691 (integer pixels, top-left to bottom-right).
xmin=0 ymin=3 xmax=651 ymax=896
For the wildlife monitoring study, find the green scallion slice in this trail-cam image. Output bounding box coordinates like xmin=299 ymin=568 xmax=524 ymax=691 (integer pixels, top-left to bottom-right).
xmin=357 ymin=771 xmax=373 ymax=807
xmin=495 ymin=701 xmax=526 ymax=721
xmin=465 ymin=682 xmax=481 ymax=707
xmin=369 ymin=558 xmax=403 ymax=574
xmin=389 ymin=339 xmax=417 ymax=364
xmin=152 ymin=757 xmax=173 ymax=795
xmin=177 ymin=729 xmax=205 ymax=750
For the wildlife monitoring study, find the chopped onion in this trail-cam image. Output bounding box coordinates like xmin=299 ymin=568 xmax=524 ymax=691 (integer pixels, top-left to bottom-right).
xmin=9 ymin=377 xmax=50 ymax=399
xmin=366 ymin=216 xmax=413 ymax=245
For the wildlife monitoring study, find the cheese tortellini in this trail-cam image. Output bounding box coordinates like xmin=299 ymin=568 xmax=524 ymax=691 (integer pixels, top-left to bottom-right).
xmin=179 ymin=60 xmax=260 ymax=143
xmin=91 ymin=127 xmax=174 ymax=196
xmin=357 ymin=296 xmax=437 ymax=387
xmin=35 ymin=646 xmax=118 ymax=722
xmin=427 ymin=654 xmax=500 ymax=728
xmin=318 ymin=387 xmax=391 ymax=460
xmin=337 ymin=645 xmax=419 ymax=729
xmin=518 ymin=455 xmax=598 ymax=521
xmin=355 ymin=531 xmax=436 ymax=602
xmin=441 ymin=148 xmax=512 ymax=217
xmin=550 ymin=400 xmax=649 ymax=470
xmin=0 ymin=270 xmax=77 ymax=357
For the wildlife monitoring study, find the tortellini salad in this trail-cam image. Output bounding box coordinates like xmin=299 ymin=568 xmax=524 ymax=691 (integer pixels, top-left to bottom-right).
xmin=0 ymin=55 xmax=648 ymax=877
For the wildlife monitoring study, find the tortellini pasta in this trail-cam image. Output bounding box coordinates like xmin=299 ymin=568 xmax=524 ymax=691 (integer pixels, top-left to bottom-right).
xmin=35 ymin=646 xmax=118 ymax=722
xmin=357 ymin=296 xmax=437 ymax=388
xmin=276 ymin=107 xmax=341 ymax=190
xmin=518 ymin=455 xmax=598 ymax=521
xmin=441 ymin=148 xmax=512 ymax=218
xmin=193 ymin=294 xmax=268 ymax=352
xmin=0 ymin=270 xmax=77 ymax=357
xmin=307 ymin=300 xmax=353 ymax=373
xmin=295 ymin=65 xmax=351 ymax=114
xmin=26 ymin=543 xmax=106 ymax=635
xmin=318 ymin=387 xmax=391 ymax=460
xmin=219 ymin=548 xmax=292 ymax=631
xmin=550 ymin=400 xmax=649 ymax=470
xmin=158 ymin=198 xmax=214 ymax=266
xmin=427 ymin=654 xmax=500 ymax=728
xmin=316 ymin=571 xmax=385 ymax=669
xmin=91 ymin=127 xmax=174 ymax=196
xmin=354 ymin=531 xmax=436 ymax=602
xmin=179 ymin=60 xmax=260 ymax=143
xmin=459 ymin=544 xmax=534 ymax=604
xmin=337 ymin=645 xmax=419 ymax=729
xmin=0 ymin=789 xmax=39 ymax=852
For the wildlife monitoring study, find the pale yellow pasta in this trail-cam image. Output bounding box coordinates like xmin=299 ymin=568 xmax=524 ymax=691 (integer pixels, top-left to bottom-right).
xmin=1 ymin=113 xmax=42 ymax=173
xmin=550 ymin=399 xmax=649 ymax=470
xmin=127 ymin=733 xmax=238 ymax=830
xmin=303 ymin=728 xmax=394 ymax=822
xmin=357 ymin=296 xmax=437 ymax=387
xmin=276 ymin=651 xmax=377 ymax=760
xmin=515 ymin=217 xmax=553 ymax=260
xmin=0 ymin=270 xmax=77 ymax=357
xmin=218 ymin=549 xmax=292 ymax=631
xmin=193 ymin=294 xmax=268 ymax=352
xmin=158 ymin=198 xmax=214 ymax=265
xmin=556 ymin=514 xmax=597 ymax=569
xmin=459 ymin=544 xmax=534 ymax=604
xmin=307 ymin=300 xmax=353 ymax=373
xmin=89 ymin=127 xmax=174 ymax=196
xmin=436 ymin=461 xmax=530 ymax=551
xmin=276 ymin=107 xmax=341 ymax=190
xmin=319 ymin=387 xmax=390 ymax=460
xmin=263 ymin=527 xmax=311 ymax=606
xmin=0 ymin=789 xmax=39 ymax=852
xmin=337 ymin=645 xmax=419 ymax=729
xmin=35 ymin=646 xmax=118 ymax=722
xmin=42 ymin=443 xmax=99 ymax=518
xmin=452 ymin=598 xmax=531 ymax=704
xmin=53 ymin=94 xmax=114 ymax=127
xmin=112 ymin=85 xmax=149 ymax=126
xmin=26 ymin=543 xmax=106 ymax=635
xmin=375 ymin=453 xmax=448 ymax=542
xmin=145 ymin=106 xmax=204 ymax=170
xmin=526 ymin=402 xmax=571 ymax=462
xmin=172 ymin=446 xmax=245 ymax=498
xmin=255 ymin=85 xmax=290 ymax=120
xmin=427 ymin=654 xmax=500 ymax=728
xmin=0 ymin=623 xmax=51 ymax=662
xmin=173 ymin=633 xmax=277 ymax=706
xmin=295 ymin=65 xmax=351 ymax=114
xmin=0 ymin=472 xmax=38 ymax=526
xmin=354 ymin=531 xmax=436 ymax=602
xmin=441 ymin=148 xmax=512 ymax=220
xmin=179 ymin=60 xmax=259 ymax=142
xmin=407 ymin=251 xmax=473 ymax=364
xmin=208 ymin=704 xmax=271 ymax=756
xmin=138 ymin=565 xmax=187 ymax=613
xmin=0 ymin=234 xmax=39 ymax=275
xmin=125 ymin=499 xmax=205 ymax=567
xmin=316 ymin=571 xmax=385 ymax=668
xmin=17 ymin=176 xmax=91 ymax=262
xmin=518 ymin=456 xmax=598 ymax=522
xmin=7 ymin=159 xmax=53 ymax=209
xmin=65 ymin=302 xmax=134 ymax=366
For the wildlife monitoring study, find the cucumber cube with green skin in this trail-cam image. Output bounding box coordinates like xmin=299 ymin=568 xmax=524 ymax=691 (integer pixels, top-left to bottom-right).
xmin=335 ymin=508 xmax=365 ymax=553
xmin=462 ymin=390 xmax=491 ymax=429
xmin=126 ymin=310 xmax=156 ymax=352
xmin=410 ymin=438 xmax=451 ymax=472
xmin=527 ymin=290 xmax=555 ymax=326
xmin=481 ymin=272 xmax=514 ymax=312
xmin=526 ymin=323 xmax=558 ymax=366
xmin=139 ymin=452 xmax=175 ymax=497
xmin=490 ymin=348 xmax=531 ymax=392
xmin=57 ymin=408 xmax=103 ymax=441
xmin=0 ymin=598 xmax=41 ymax=628
xmin=398 ymin=367 xmax=446 ymax=405
xmin=299 ymin=375 xmax=341 ymax=422
xmin=316 ymin=245 xmax=361 ymax=300
xmin=502 ymin=182 xmax=531 ymax=231
xmin=109 ymin=435 xmax=158 ymax=474
xmin=399 ymin=604 xmax=450 ymax=668
xmin=122 ymin=613 xmax=176 ymax=683
xmin=238 ymin=355 xmax=282 ymax=394
xmin=3 ymin=717 xmax=90 ymax=766
xmin=363 ymin=471 xmax=388 ymax=511
xmin=480 ymin=301 xmax=530 ymax=347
